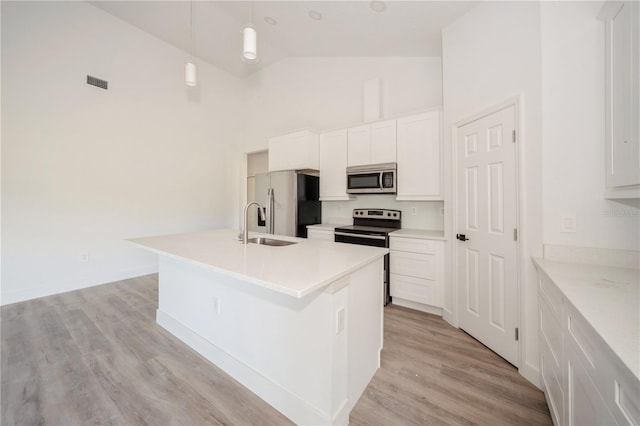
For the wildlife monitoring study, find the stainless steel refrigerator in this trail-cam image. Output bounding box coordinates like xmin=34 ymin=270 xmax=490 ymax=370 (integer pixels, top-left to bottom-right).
xmin=251 ymin=171 xmax=321 ymax=238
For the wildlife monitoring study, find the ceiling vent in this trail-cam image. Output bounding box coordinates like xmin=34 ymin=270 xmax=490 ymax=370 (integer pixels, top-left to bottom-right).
xmin=87 ymin=75 xmax=108 ymax=90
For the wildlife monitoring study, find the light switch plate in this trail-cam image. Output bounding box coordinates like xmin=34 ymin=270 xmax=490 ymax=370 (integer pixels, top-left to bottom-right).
xmin=560 ymin=216 xmax=576 ymax=233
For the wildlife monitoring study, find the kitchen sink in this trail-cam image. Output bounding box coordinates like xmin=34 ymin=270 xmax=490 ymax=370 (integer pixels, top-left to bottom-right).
xmin=247 ymin=237 xmax=297 ymax=247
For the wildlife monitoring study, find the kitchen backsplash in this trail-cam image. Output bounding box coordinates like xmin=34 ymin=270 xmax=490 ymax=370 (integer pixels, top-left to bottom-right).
xmin=322 ymin=194 xmax=444 ymax=230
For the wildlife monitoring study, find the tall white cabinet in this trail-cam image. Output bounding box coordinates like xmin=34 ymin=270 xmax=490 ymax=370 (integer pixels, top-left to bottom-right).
xmin=396 ymin=110 xmax=442 ymax=200
xmin=600 ymin=1 xmax=640 ymax=198
xmin=319 ymin=129 xmax=351 ymax=200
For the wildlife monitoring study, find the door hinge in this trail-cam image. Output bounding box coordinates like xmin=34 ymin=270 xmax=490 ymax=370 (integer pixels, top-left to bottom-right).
xmin=515 ymin=328 xmax=519 ymax=341
xmin=512 ymin=130 xmax=516 ymax=143
xmin=513 ymin=228 xmax=518 ymax=241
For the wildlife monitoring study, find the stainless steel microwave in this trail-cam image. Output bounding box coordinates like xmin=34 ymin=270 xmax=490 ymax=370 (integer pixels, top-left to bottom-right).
xmin=346 ymin=162 xmax=397 ymax=194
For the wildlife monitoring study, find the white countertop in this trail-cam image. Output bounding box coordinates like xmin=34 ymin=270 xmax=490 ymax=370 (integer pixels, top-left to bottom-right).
xmin=390 ymin=228 xmax=446 ymax=240
xmin=533 ymin=257 xmax=639 ymax=379
xmin=306 ymin=223 xmax=348 ymax=231
xmin=129 ymin=229 xmax=388 ymax=299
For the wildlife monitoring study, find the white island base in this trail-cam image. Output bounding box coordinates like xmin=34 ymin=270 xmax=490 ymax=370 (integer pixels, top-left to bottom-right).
xmin=155 ymin=255 xmax=383 ymax=426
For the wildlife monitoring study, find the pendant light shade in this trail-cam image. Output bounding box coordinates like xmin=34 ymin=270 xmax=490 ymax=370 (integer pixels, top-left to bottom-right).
xmin=243 ymin=25 xmax=257 ymax=61
xmin=185 ymin=61 xmax=197 ymax=87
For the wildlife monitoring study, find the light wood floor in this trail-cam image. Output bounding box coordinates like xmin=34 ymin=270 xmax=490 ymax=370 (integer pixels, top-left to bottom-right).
xmin=2 ymin=274 xmax=551 ymax=425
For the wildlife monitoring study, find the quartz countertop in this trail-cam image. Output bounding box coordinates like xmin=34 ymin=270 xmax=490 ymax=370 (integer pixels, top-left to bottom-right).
xmin=390 ymin=229 xmax=446 ymax=240
xmin=533 ymin=257 xmax=639 ymax=379
xmin=129 ymin=229 xmax=388 ymax=299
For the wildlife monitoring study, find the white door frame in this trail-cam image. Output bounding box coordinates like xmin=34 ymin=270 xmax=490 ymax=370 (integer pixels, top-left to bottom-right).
xmin=451 ymin=95 xmax=523 ymax=369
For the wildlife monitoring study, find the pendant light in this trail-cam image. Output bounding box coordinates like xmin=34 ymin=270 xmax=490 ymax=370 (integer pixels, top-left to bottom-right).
xmin=242 ymin=2 xmax=258 ymax=62
xmin=185 ymin=0 xmax=197 ymax=87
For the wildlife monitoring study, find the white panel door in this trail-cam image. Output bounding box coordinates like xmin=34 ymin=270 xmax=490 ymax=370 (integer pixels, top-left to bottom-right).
xmin=456 ymin=105 xmax=519 ymax=366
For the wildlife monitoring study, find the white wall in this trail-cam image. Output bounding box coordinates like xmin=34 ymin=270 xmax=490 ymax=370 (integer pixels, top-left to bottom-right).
xmin=541 ymin=1 xmax=640 ymax=251
xmin=442 ymin=1 xmax=543 ymax=386
xmin=239 ymin=56 xmax=444 ymax=230
xmin=1 ymin=1 xmax=246 ymax=304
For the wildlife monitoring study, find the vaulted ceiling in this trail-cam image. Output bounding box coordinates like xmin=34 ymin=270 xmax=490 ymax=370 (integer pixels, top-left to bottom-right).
xmin=90 ymin=1 xmax=478 ymax=77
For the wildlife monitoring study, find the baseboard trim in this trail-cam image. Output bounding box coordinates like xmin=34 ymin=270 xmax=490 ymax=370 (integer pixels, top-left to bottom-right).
xmin=392 ymin=298 xmax=443 ymax=316
xmin=520 ymin=360 xmax=541 ymax=390
xmin=1 ymin=264 xmax=158 ymax=306
xmin=156 ymin=309 xmax=334 ymax=426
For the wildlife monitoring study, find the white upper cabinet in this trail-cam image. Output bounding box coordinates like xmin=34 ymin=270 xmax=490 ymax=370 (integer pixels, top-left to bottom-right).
xmin=600 ymin=1 xmax=640 ymax=198
xmin=347 ymin=124 xmax=372 ymax=166
xmin=319 ymin=129 xmax=352 ymax=200
xmin=347 ymin=120 xmax=396 ymax=166
xmin=396 ymin=110 xmax=442 ymax=200
xmin=371 ymin=120 xmax=397 ymax=164
xmin=268 ymin=130 xmax=319 ymax=172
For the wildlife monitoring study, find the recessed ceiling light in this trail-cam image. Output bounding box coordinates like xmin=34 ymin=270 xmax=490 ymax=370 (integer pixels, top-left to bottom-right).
xmin=370 ymin=1 xmax=387 ymax=13
xmin=264 ymin=16 xmax=277 ymax=26
xmin=309 ymin=10 xmax=323 ymax=21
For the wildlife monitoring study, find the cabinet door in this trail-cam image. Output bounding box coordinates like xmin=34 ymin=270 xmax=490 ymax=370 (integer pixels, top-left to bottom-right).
xmin=319 ymin=129 xmax=350 ymax=200
xmin=566 ymin=350 xmax=616 ymax=426
xmin=347 ymin=124 xmax=371 ymax=166
xmin=371 ymin=120 xmax=397 ymax=164
xmin=603 ymin=1 xmax=640 ymax=190
xmin=396 ymin=111 xmax=442 ymax=200
xmin=268 ymin=131 xmax=319 ymax=172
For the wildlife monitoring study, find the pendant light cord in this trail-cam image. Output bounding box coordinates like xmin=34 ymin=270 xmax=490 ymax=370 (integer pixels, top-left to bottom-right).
xmin=189 ymin=0 xmax=194 ymax=58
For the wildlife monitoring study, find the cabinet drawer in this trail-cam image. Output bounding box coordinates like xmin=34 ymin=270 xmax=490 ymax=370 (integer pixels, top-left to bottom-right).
xmin=538 ymin=273 xmax=562 ymax=322
xmin=390 ymin=251 xmax=435 ymax=280
xmin=539 ymin=296 xmax=562 ymax=371
xmin=390 ymin=274 xmax=441 ymax=307
xmin=390 ymin=237 xmax=439 ymax=254
xmin=563 ymin=301 xmax=640 ymax=425
xmin=540 ymin=338 xmax=564 ymax=426
xmin=307 ymin=229 xmax=334 ymax=241
xmin=566 ymin=345 xmax=617 ymax=426
xmin=610 ymin=360 xmax=640 ymax=426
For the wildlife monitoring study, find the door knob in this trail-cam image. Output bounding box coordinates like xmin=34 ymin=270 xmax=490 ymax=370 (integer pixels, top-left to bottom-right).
xmin=456 ymin=233 xmax=469 ymax=242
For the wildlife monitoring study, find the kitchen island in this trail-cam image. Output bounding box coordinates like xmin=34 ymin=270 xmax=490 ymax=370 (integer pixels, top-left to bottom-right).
xmin=129 ymin=229 xmax=388 ymax=426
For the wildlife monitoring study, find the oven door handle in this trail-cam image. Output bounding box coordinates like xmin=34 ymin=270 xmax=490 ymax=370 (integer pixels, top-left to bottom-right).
xmin=334 ymin=232 xmax=387 ymax=241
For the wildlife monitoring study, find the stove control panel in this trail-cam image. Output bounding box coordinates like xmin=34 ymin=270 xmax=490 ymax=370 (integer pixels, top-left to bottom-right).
xmin=352 ymin=209 xmax=401 ymax=220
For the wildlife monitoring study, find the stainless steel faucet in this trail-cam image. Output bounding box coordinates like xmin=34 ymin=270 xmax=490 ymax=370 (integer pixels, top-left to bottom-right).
xmin=242 ymin=201 xmax=266 ymax=244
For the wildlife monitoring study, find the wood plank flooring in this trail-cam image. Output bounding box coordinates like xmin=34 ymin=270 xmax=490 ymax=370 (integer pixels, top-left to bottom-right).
xmin=2 ymin=274 xmax=551 ymax=425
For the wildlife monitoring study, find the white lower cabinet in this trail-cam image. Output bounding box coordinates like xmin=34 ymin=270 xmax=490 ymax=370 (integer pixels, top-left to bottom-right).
xmin=307 ymin=228 xmax=334 ymax=241
xmin=390 ymin=235 xmax=444 ymax=311
xmin=536 ymin=271 xmax=639 ymax=426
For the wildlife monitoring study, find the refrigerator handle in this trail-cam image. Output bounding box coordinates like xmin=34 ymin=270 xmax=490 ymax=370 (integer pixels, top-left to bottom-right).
xmin=266 ymin=188 xmax=275 ymax=234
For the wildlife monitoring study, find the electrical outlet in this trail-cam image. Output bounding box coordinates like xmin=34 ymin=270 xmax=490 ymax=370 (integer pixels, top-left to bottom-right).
xmin=212 ymin=296 xmax=220 ymax=314
xmin=336 ymin=307 xmax=345 ymax=334
xmin=411 ymin=207 xmax=417 ymax=216
xmin=80 ymin=253 xmax=89 ymax=262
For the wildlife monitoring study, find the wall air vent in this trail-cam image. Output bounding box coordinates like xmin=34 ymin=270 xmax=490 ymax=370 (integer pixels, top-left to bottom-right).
xmin=87 ymin=75 xmax=108 ymax=90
